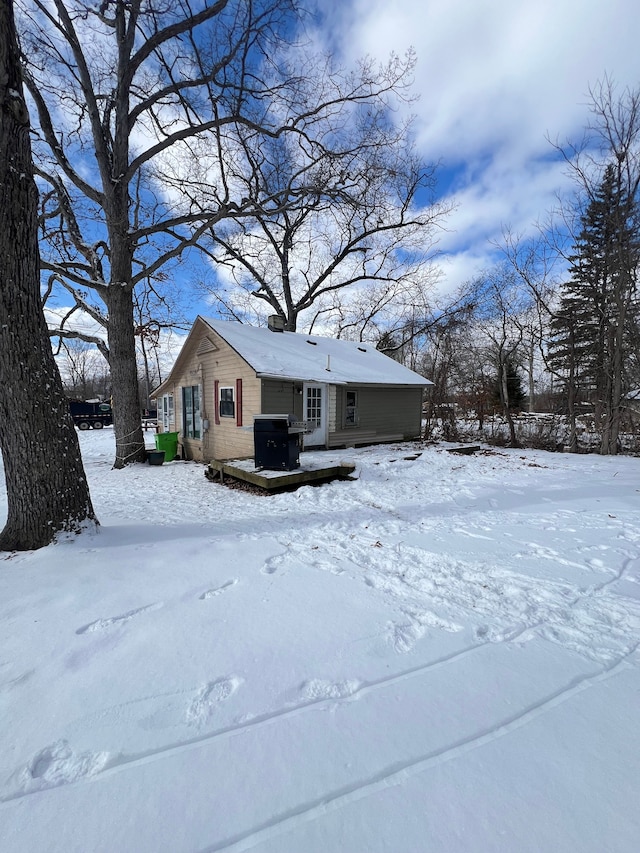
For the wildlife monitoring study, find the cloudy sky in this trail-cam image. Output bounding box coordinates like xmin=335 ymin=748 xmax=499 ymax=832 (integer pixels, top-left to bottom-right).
xmin=42 ymin=0 xmax=640 ymax=366
xmin=315 ymin=0 xmax=640 ymax=293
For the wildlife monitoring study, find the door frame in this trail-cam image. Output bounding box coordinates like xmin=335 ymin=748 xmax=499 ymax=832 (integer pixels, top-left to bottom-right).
xmin=302 ymin=382 xmax=328 ymax=448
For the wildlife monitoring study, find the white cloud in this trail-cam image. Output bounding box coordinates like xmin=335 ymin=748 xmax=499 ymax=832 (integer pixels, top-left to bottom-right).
xmin=321 ymin=0 xmax=640 ymax=292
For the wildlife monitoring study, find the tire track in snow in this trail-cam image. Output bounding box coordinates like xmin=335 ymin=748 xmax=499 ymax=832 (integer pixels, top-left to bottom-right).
xmin=0 ymin=640 xmax=486 ymax=803
xmin=199 ymin=647 xmax=639 ymax=853
xmin=86 ymin=639 xmax=488 ymax=774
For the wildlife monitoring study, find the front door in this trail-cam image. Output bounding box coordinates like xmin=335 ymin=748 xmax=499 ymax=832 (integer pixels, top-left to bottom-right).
xmin=303 ymin=383 xmax=327 ymax=447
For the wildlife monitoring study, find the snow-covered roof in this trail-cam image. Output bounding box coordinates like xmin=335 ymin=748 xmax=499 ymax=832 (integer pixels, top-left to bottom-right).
xmin=200 ymin=318 xmax=431 ymax=386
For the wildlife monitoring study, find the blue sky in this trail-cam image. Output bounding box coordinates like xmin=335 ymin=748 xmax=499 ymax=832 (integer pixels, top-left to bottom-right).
xmin=309 ymin=0 xmax=640 ymax=295
xmin=44 ymin=0 xmax=640 ymax=360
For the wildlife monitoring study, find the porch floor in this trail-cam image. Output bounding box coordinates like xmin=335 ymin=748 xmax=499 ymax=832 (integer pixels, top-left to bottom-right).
xmin=206 ymin=456 xmax=356 ymax=492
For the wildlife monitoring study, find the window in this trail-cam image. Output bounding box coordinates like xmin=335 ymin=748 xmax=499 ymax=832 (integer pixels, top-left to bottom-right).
xmin=214 ymin=379 xmax=242 ymax=425
xmin=182 ymin=386 xmax=201 ymax=439
xmin=219 ymin=386 xmax=235 ymax=418
xmin=160 ymin=394 xmax=174 ymax=431
xmin=345 ymin=390 xmax=358 ymax=426
xmin=306 ymin=386 xmax=322 ymax=427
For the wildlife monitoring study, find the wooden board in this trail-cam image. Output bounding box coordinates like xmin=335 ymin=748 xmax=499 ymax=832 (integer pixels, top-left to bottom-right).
xmin=207 ymin=460 xmax=356 ymax=492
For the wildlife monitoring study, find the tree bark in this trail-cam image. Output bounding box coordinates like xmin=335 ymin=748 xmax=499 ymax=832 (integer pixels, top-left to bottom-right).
xmin=0 ymin=0 xmax=97 ymax=549
xmin=500 ymin=362 xmax=519 ymax=448
xmin=107 ymin=285 xmax=145 ymax=467
xmin=566 ymin=338 xmax=579 ymax=453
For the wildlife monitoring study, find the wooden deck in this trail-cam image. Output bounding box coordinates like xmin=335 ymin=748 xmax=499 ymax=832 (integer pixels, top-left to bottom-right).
xmin=206 ymin=458 xmax=357 ymax=492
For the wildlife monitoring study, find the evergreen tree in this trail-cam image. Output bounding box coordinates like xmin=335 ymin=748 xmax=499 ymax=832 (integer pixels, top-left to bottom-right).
xmin=550 ymin=163 xmax=640 ymax=453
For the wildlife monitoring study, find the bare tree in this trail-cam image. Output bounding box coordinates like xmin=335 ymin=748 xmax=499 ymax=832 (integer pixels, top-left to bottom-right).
xmin=13 ymin=2 xmax=289 ymax=463
xmin=20 ymin=0 xmax=301 ymax=466
xmin=57 ymin=338 xmax=111 ymax=400
xmin=497 ymin=82 xmax=640 ymax=455
xmin=499 ymin=227 xmax=598 ymax=450
xmin=469 ymin=268 xmax=536 ymax=447
xmin=419 ymin=316 xmax=464 ymax=441
xmin=0 ymin=0 xmax=97 ymax=550
xmin=549 ymin=79 xmax=640 ymax=454
xmin=20 ymin=1 xmax=438 ymax=465
xmin=200 ymin=53 xmax=450 ymax=333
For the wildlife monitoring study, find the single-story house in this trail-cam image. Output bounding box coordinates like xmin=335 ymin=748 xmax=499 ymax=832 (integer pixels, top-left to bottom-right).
xmin=152 ymin=316 xmax=432 ymax=462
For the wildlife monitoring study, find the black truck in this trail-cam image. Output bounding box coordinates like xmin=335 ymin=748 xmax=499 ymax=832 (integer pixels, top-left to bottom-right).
xmin=69 ymin=400 xmax=113 ymax=430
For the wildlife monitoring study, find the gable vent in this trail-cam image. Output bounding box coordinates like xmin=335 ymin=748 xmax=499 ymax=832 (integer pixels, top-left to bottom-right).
xmin=197 ymin=336 xmax=218 ymax=355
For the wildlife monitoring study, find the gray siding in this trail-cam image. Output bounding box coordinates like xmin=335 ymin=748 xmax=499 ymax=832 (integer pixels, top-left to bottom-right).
xmin=329 ymin=386 xmax=423 ymax=447
xmin=261 ymin=379 xmax=303 ymax=420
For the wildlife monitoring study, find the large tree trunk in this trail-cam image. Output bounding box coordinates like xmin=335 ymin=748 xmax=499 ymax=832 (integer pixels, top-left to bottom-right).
xmin=106 ymin=285 xmax=146 ymax=468
xmin=600 ymin=311 xmax=626 ymax=455
xmin=566 ymin=367 xmax=579 ymax=453
xmin=499 ymin=357 xmax=519 ymax=448
xmin=0 ymin=0 xmax=97 ymax=550
xmin=599 ymin=316 xmax=619 ymax=455
xmin=565 ymin=329 xmax=579 ymax=453
xmin=527 ymin=338 xmax=535 ymax=412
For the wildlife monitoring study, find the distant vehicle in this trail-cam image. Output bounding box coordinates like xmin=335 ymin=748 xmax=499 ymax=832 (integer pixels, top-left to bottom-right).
xmin=69 ymin=400 xmax=113 ymax=430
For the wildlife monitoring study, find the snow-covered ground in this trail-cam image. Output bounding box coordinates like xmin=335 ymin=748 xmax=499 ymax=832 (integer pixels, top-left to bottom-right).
xmin=1 ymin=429 xmax=639 ymax=853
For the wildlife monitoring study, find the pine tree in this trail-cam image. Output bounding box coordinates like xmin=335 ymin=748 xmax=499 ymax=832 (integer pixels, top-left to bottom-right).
xmin=550 ymin=163 xmax=640 ymax=453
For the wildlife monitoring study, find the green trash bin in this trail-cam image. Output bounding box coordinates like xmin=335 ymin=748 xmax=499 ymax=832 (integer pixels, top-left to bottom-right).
xmin=155 ymin=431 xmax=179 ymax=462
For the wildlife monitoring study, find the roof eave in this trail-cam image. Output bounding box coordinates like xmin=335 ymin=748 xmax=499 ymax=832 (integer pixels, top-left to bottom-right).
xmin=255 ymin=372 xmax=430 ymax=387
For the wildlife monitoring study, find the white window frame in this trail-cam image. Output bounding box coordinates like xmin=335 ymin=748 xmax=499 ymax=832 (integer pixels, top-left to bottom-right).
xmin=182 ymin=385 xmax=201 ymax=439
xmin=345 ymin=389 xmax=358 ymax=426
xmin=219 ymin=385 xmax=235 ymax=418
xmin=160 ymin=393 xmax=174 ymax=431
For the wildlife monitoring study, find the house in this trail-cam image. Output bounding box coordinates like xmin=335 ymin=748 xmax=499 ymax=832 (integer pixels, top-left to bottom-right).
xmin=152 ymin=316 xmax=432 ymax=462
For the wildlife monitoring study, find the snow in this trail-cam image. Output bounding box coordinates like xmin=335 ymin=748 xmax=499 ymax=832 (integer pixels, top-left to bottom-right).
xmin=1 ymin=429 xmax=639 ymax=853
xmin=198 ymin=317 xmax=431 ymax=385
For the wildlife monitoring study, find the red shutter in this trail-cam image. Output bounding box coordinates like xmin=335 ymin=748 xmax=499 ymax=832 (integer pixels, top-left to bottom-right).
xmin=214 ymin=380 xmax=220 ymax=425
xmin=236 ymin=378 xmax=243 ymax=426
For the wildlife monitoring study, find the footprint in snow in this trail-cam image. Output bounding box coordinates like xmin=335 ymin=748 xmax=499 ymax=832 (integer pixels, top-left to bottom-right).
xmin=261 ymin=554 xmax=286 ymax=575
xmin=388 ymin=610 xmax=462 ymax=653
xmin=75 ymin=602 xmax=163 ymax=635
xmin=0 ymin=669 xmax=34 ymax=692
xmin=388 ymin=619 xmax=426 ymax=654
xmin=199 ymin=579 xmax=238 ymax=599
xmin=8 ymin=740 xmax=110 ymax=799
xmin=186 ymin=677 xmax=242 ymax=727
xmin=300 ymin=679 xmax=362 ymax=701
